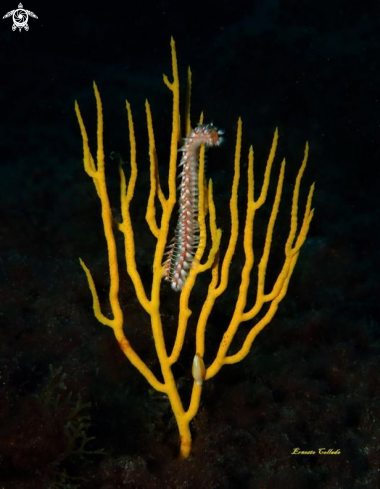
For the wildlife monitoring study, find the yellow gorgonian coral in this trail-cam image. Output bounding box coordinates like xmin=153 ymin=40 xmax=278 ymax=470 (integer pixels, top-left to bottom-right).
xmin=75 ymin=38 xmax=314 ymax=459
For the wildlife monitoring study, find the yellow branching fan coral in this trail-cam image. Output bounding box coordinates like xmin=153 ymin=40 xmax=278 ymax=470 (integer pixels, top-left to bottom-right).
xmin=75 ymin=38 xmax=314 ymax=459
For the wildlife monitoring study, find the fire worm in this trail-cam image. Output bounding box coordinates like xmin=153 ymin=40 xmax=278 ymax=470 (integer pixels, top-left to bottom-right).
xmin=164 ymin=124 xmax=224 ymax=291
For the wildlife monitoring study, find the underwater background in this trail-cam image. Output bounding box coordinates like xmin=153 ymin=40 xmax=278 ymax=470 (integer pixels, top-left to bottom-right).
xmin=0 ymin=0 xmax=379 ymax=487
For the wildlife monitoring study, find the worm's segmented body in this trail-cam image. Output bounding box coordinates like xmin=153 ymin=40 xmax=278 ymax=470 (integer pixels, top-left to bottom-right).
xmin=164 ymin=124 xmax=223 ymax=291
